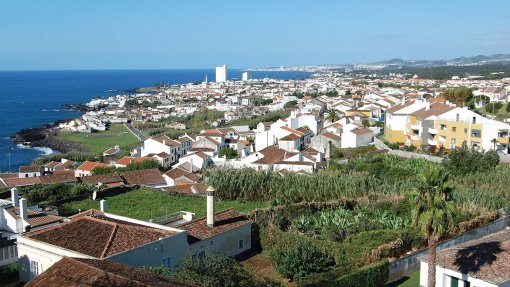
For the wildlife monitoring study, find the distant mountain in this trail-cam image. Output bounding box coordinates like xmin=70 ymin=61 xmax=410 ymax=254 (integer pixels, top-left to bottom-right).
xmin=370 ymin=54 xmax=510 ymax=68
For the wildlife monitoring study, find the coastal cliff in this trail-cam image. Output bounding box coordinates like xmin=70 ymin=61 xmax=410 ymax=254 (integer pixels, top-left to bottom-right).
xmin=11 ymin=123 xmax=88 ymax=154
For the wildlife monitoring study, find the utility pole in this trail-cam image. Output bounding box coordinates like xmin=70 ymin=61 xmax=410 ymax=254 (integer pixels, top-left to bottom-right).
xmin=6 ymin=153 xmax=11 ymax=172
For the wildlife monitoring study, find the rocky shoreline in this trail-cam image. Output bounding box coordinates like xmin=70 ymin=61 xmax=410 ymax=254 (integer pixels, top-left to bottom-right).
xmin=11 ymin=119 xmax=88 ymax=154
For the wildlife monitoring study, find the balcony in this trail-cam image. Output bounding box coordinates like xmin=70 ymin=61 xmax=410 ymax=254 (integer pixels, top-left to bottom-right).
xmin=410 ymin=135 xmax=420 ymax=141
xmin=497 ymin=137 xmax=510 ymax=144
xmin=410 ymin=124 xmax=421 ymax=130
xmin=428 ymin=128 xmax=438 ymax=134
xmin=427 ymin=139 xmax=438 ymax=146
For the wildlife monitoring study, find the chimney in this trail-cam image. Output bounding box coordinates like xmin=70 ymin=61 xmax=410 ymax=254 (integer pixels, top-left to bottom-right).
xmin=11 ymin=188 xmax=19 ymax=207
xmin=100 ymin=199 xmax=107 ymax=212
xmin=206 ymin=186 xmax=215 ymax=228
xmin=425 ymin=103 xmax=430 ymax=111
xmin=20 ymin=198 xmax=28 ymax=220
xmin=189 ymin=158 xmax=194 ymax=173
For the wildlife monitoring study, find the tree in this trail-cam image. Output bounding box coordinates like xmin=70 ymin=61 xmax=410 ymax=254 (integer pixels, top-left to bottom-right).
xmin=273 ymin=242 xmax=334 ymax=280
xmin=410 ymin=166 xmax=455 ymax=287
xmin=219 ymin=147 xmax=238 ymax=159
xmin=442 ymin=148 xmax=499 ymax=175
xmin=325 ymin=109 xmax=339 ymax=123
xmin=442 ymin=87 xmax=473 ymax=107
xmin=491 ymin=138 xmax=498 ymax=150
xmin=283 ymin=100 xmax=298 ymax=109
xmin=172 ymin=254 xmax=281 ymax=287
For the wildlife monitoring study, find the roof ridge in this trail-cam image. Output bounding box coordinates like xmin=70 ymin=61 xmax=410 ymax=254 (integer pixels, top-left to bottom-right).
xmin=100 ymin=222 xmax=119 ymax=258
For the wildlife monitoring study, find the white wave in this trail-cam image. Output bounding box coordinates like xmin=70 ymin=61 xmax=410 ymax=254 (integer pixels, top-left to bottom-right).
xmin=41 ymin=109 xmax=61 ymax=112
xmin=16 ymin=144 xmax=54 ymax=155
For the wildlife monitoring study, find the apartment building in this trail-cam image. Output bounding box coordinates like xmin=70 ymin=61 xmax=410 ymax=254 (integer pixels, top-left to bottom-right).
xmin=385 ymin=100 xmax=510 ymax=153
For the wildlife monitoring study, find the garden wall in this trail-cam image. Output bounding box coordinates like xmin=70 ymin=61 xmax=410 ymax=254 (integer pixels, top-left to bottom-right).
xmin=387 ymin=215 xmax=510 ymax=283
xmin=374 ymin=137 xmax=443 ymax=163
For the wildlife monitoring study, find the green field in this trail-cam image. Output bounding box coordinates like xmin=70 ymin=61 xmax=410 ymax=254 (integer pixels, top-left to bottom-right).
xmin=60 ymin=188 xmax=269 ymax=220
xmin=59 ymin=124 xmax=140 ymax=153
xmin=387 ymin=271 xmax=420 ymax=287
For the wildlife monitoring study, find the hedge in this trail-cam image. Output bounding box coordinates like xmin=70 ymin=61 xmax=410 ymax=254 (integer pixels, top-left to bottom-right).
xmin=298 ymin=260 xmax=389 ymax=287
xmin=333 ymin=260 xmax=389 ymax=287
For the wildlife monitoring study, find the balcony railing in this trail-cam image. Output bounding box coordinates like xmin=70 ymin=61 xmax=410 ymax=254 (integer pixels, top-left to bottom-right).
xmin=428 ymin=128 xmax=438 ymax=134
xmin=497 ymin=137 xmax=510 ymax=144
xmin=427 ymin=139 xmax=437 ymax=145
xmin=410 ymin=124 xmax=421 ymax=130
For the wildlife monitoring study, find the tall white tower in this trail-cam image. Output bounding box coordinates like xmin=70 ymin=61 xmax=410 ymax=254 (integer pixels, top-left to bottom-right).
xmin=242 ymin=71 xmax=249 ymax=81
xmin=215 ymin=64 xmax=227 ymax=82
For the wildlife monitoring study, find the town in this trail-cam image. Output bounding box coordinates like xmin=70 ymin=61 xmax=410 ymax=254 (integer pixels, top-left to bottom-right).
xmin=1 ymin=62 xmax=510 ymax=287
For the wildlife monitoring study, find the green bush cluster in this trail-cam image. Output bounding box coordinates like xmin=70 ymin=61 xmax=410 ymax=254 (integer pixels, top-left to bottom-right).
xmin=272 ymin=242 xmax=334 ymax=280
xmin=21 ymin=183 xmax=93 ymax=205
xmin=91 ymin=159 xmax=162 ymax=175
xmin=443 ymin=148 xmax=499 ymax=175
xmin=33 ymin=151 xmax=102 ymax=165
xmin=332 ymin=260 xmax=389 ymax=287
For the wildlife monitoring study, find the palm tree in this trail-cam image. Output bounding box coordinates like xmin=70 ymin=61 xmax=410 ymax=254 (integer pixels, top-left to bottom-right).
xmin=491 ymin=138 xmax=498 ymax=151
xmin=410 ymin=166 xmax=455 ymax=287
xmin=325 ymin=109 xmax=339 ymax=123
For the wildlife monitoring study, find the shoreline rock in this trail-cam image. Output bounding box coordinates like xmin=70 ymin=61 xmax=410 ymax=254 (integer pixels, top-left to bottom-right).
xmin=11 ymin=124 xmax=88 ymax=154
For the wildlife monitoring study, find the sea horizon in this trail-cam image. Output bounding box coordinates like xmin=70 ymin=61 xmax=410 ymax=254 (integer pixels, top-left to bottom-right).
xmin=0 ymin=69 xmax=312 ymax=172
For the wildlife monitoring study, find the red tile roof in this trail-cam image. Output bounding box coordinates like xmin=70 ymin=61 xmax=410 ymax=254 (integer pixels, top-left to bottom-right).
xmin=178 ymin=209 xmax=250 ymax=243
xmin=5 ymin=206 xmax=63 ymax=228
xmin=27 ymin=213 xmax=175 ymax=258
xmin=116 ymin=156 xmax=153 ymax=166
xmin=121 ymin=169 xmax=166 ymax=186
xmin=351 ymin=128 xmax=374 ymax=135
xmin=3 ymin=176 xmax=41 ymax=188
xmin=421 ymin=229 xmax=510 ymax=285
xmin=77 ymin=161 xmax=110 ymax=172
xmin=164 ymin=168 xmax=200 ymax=182
xmin=39 ymin=171 xmax=78 ymax=184
xmin=322 ymin=132 xmax=341 ymax=141
xmin=24 ymin=257 xmax=194 ymax=287
xmin=80 ymin=173 xmax=123 ymax=185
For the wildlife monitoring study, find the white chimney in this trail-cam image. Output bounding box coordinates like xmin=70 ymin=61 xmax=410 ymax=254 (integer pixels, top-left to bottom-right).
xmin=11 ymin=188 xmax=19 ymax=207
xmin=100 ymin=199 xmax=107 ymax=212
xmin=189 ymin=158 xmax=194 ymax=173
xmin=425 ymin=103 xmax=430 ymax=111
xmin=20 ymin=198 xmax=28 ymax=220
xmin=206 ymin=186 xmax=215 ymax=228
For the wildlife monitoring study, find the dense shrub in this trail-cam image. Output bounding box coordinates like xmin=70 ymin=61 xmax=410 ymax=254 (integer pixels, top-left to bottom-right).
xmin=172 ymin=254 xmax=282 ymax=287
xmin=92 ymin=160 xmax=162 ymax=175
xmin=219 ymin=147 xmax=238 ymax=159
xmin=332 ymin=260 xmax=389 ymax=287
xmin=0 ymin=263 xmax=19 ymax=286
xmin=273 ymin=242 xmax=334 ymax=280
xmin=442 ymin=148 xmax=499 ymax=175
xmin=33 ymin=152 xmax=102 ymax=165
xmin=21 ymin=183 xmax=93 ymax=205
xmin=292 ymin=207 xmax=411 ymax=241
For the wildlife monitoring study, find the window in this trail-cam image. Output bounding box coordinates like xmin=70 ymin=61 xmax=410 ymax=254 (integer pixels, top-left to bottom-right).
xmin=239 ymin=239 xmax=244 ymax=250
xmin=452 ymin=127 xmax=456 ymax=132
xmin=440 ymin=124 xmax=447 ymax=130
xmin=31 ymin=260 xmax=40 ymax=277
xmin=0 ymin=247 xmax=3 ymax=260
xmin=472 ymin=116 xmax=476 ymax=124
xmin=10 ymin=246 xmax=15 ymax=258
xmin=162 ymin=257 xmax=171 ymax=268
xmin=464 ymin=128 xmax=468 ymax=134
xmin=450 ymin=277 xmax=459 ymax=287
xmin=471 ymin=129 xmax=481 ymax=138
xmin=456 ymin=113 xmax=460 ymax=121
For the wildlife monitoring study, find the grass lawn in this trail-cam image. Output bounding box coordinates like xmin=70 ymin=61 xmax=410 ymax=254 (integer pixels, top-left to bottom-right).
xmin=387 ymin=271 xmax=420 ymax=287
xmin=58 ymin=124 xmax=140 ymax=153
xmin=60 ymin=188 xmax=269 ymax=220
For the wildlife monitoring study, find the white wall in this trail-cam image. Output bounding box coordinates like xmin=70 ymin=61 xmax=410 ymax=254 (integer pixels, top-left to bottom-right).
xmin=419 ymin=261 xmax=500 ymax=287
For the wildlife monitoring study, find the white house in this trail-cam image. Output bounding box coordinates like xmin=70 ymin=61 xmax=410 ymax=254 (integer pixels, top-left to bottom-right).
xmin=419 ymin=229 xmax=510 ymax=287
xmin=141 ymin=135 xmax=181 ymax=164
xmin=17 ymin=191 xmax=251 ymax=283
xmin=341 ymin=127 xmax=374 ymax=148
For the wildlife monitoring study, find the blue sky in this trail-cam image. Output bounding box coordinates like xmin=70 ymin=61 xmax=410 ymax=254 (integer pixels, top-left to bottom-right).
xmin=0 ymin=0 xmax=509 ymax=70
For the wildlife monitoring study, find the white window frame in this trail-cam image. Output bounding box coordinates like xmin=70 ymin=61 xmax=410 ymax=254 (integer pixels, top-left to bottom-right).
xmin=30 ymin=260 xmax=40 ymax=278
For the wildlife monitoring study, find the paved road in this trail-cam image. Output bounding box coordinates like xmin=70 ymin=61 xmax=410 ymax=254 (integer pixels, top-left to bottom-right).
xmin=124 ymin=123 xmax=147 ymax=141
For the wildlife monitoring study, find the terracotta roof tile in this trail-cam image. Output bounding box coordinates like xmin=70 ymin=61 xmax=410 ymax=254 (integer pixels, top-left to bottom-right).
xmin=27 ymin=214 xmax=175 ymax=258
xmin=25 ymin=257 xmax=194 ymax=287
xmin=39 ymin=171 xmax=77 ymax=184
xmin=421 ymin=229 xmax=510 ymax=285
xmin=77 ymin=161 xmax=110 ymax=172
xmin=5 ymin=206 xmax=63 ymax=228
xmin=164 ymin=168 xmax=200 ymax=182
xmin=121 ymin=169 xmax=166 ymax=186
xmin=3 ymin=177 xmax=41 ymax=188
xmin=80 ymin=173 xmax=123 ymax=185
xmin=178 ymin=209 xmax=250 ymax=243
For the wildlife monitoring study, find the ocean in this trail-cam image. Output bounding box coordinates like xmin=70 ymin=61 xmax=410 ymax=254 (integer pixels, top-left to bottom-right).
xmin=0 ymin=69 xmax=311 ymax=172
